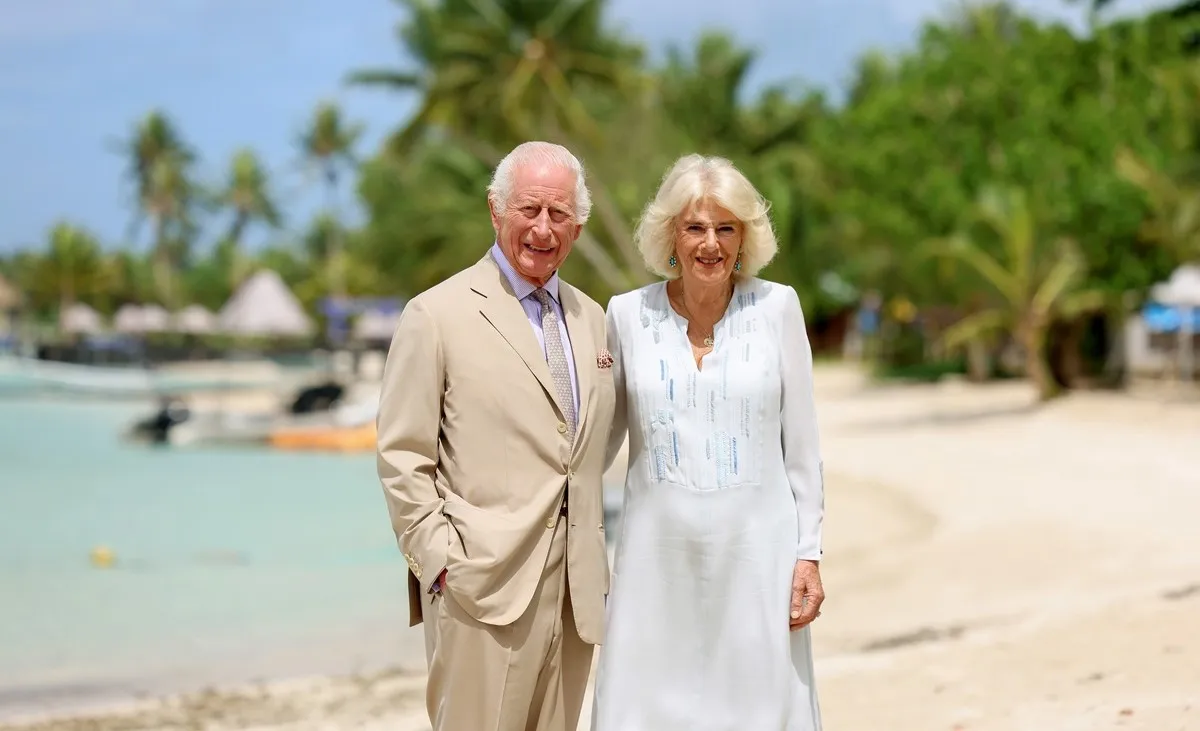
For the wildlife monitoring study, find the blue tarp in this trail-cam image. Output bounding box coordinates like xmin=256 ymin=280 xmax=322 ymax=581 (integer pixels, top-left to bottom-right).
xmin=318 ymin=297 xmax=406 ymax=344
xmin=1143 ymin=302 xmax=1200 ymax=333
xmin=318 ymin=297 xmax=405 ymax=318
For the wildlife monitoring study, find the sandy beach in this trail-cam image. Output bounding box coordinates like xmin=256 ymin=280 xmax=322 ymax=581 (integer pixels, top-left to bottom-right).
xmin=4 ymin=364 xmax=1197 ymax=731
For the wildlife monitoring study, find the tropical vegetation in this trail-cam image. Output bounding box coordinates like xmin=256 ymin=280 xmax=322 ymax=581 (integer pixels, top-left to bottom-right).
xmin=2 ymin=0 xmax=1199 ymax=400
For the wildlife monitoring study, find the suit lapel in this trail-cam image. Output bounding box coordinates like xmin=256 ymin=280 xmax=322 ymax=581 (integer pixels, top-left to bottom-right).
xmin=560 ymin=283 xmax=594 ymax=438
xmin=470 ymin=256 xmax=565 ymax=419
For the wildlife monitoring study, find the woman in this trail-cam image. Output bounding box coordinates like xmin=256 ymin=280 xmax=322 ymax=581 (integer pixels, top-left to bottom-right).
xmin=592 ymin=155 xmax=825 ymax=730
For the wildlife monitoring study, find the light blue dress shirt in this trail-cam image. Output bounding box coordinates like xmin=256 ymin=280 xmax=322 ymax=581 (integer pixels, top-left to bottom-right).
xmin=490 ymin=243 xmax=580 ymax=412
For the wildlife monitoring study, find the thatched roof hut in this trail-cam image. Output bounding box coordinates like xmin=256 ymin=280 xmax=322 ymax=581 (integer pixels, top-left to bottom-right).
xmin=59 ymin=303 xmax=103 ymax=334
xmin=172 ymin=304 xmax=218 ymax=334
xmin=218 ymin=270 xmax=314 ymax=337
xmin=113 ymin=304 xmax=171 ymax=334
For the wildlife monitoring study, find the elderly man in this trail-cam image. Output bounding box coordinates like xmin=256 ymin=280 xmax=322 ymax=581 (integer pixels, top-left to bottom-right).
xmin=376 ymin=141 xmax=615 ymax=731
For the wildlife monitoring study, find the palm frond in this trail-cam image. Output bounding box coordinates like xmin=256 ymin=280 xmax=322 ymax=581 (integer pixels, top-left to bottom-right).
xmin=921 ymin=233 xmax=1018 ymax=303
xmin=939 ymin=309 xmax=1010 ymax=351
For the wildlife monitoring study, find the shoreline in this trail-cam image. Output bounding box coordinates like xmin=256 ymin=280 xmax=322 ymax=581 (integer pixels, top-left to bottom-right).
xmin=4 ymin=366 xmax=1198 ymax=730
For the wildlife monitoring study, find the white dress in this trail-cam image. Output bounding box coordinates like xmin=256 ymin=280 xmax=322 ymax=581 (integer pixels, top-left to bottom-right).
xmin=591 ymin=278 xmax=825 ymax=731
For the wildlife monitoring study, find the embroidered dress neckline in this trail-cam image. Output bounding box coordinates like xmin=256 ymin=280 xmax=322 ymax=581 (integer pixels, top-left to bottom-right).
xmin=663 ymin=280 xmax=739 ymax=372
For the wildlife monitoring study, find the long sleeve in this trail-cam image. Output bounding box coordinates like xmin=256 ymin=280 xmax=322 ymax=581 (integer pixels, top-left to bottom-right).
xmin=779 ymin=286 xmax=824 ymax=560
xmin=604 ymin=300 xmax=629 ymax=473
xmin=376 ymin=298 xmax=449 ymax=594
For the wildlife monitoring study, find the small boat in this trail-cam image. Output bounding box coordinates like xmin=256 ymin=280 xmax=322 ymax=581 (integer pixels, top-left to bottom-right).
xmin=268 ymin=420 xmax=376 ymax=452
xmin=123 ymin=380 xmax=378 ymax=449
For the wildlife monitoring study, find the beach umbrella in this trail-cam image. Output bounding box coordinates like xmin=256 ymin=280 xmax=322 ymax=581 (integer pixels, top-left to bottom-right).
xmin=172 ymin=304 xmax=217 ymax=334
xmin=59 ymin=303 xmax=103 ymax=334
xmin=113 ymin=304 xmax=145 ymax=333
xmin=218 ymin=269 xmax=314 ymax=338
xmin=139 ymin=304 xmax=170 ymax=333
xmin=113 ymin=304 xmax=172 ymax=334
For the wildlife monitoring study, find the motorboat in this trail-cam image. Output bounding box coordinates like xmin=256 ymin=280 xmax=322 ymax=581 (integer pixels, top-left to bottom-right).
xmin=123 ymin=380 xmax=378 ymax=449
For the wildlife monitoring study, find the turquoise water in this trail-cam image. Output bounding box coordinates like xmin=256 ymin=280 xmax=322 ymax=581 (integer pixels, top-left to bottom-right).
xmin=0 ymin=398 xmax=420 ymax=716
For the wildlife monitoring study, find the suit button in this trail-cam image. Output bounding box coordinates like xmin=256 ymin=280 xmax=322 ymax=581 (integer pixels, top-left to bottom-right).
xmin=546 ymin=516 xmax=556 ymax=529
xmin=557 ymin=422 xmax=568 ymax=434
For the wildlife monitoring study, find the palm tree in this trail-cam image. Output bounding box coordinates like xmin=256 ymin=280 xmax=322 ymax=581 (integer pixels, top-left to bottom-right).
xmin=221 ymin=149 xmax=281 ymax=245
xmin=218 ymin=148 xmax=281 ymax=287
xmin=298 ymin=102 xmax=362 ymax=298
xmin=1116 ymin=146 xmax=1200 ymax=261
xmin=924 ymin=185 xmax=1107 ymax=401
xmin=115 ymin=111 xmax=194 ymax=224
xmin=20 ymin=223 xmax=106 ymax=313
xmin=348 ymin=0 xmax=646 ymax=291
xmin=143 ymin=153 xmax=197 ymax=305
xmin=348 ymin=0 xmax=641 ymax=155
xmin=114 ymin=111 xmax=198 ymax=305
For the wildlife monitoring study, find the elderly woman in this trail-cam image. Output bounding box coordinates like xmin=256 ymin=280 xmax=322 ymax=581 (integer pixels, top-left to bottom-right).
xmin=591 ymin=155 xmax=825 ymax=730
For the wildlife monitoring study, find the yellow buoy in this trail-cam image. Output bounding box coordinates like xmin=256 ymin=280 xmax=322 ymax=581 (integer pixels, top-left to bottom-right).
xmin=89 ymin=545 xmax=116 ymax=569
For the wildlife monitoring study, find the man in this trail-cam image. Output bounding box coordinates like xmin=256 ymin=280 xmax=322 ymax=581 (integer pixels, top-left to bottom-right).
xmin=376 ymin=141 xmax=615 ymax=731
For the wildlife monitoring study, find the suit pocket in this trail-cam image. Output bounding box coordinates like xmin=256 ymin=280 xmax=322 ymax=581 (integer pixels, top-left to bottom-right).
xmin=441 ymin=500 xmax=534 ymax=582
xmin=440 ymin=498 xmax=552 ymax=625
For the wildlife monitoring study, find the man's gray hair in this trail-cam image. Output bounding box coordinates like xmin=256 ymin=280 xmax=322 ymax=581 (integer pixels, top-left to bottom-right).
xmin=487 ymin=141 xmax=592 ymax=224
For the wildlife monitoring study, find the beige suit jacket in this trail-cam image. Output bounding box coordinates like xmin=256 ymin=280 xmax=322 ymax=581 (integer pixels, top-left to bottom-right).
xmin=376 ymin=253 xmax=614 ymax=645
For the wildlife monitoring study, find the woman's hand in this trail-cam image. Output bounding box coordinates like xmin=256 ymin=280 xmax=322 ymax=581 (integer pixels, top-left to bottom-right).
xmin=789 ymin=559 xmax=824 ymax=630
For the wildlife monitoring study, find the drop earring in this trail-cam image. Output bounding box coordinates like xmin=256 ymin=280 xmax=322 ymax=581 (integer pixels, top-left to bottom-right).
xmin=734 ymin=254 xmax=742 ymax=272
xmin=668 ymin=255 xmax=677 ymax=268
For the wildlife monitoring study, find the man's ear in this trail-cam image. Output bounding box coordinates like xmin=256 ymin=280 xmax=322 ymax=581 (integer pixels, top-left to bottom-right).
xmin=488 ymin=198 xmax=502 ymax=232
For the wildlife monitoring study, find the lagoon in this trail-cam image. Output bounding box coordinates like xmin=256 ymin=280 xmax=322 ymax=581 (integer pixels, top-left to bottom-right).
xmin=0 ymin=397 xmax=421 ymax=718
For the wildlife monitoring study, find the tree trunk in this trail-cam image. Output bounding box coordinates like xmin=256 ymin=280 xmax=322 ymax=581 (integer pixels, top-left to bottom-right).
xmin=1058 ymin=319 xmax=1086 ymax=389
xmin=152 ymin=214 xmax=174 ymax=306
xmin=59 ymin=273 xmax=75 ymax=313
xmin=225 ymin=212 xmax=248 ymax=251
xmin=1021 ymin=323 xmax=1059 ymax=401
xmin=584 ymin=174 xmax=648 ymax=281
xmin=325 ymin=169 xmax=344 ymax=299
xmin=966 ymin=338 xmax=990 ymax=382
xmin=574 ymin=230 xmax=632 ymax=294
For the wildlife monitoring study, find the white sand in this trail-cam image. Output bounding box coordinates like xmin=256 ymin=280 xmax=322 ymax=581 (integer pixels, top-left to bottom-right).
xmin=5 ymin=365 xmax=1198 ymax=731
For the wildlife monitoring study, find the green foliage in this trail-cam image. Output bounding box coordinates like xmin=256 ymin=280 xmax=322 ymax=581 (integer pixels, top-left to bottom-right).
xmin=3 ymin=0 xmax=1200 ymax=391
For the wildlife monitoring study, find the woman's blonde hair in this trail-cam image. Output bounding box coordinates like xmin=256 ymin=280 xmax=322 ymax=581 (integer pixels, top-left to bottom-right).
xmin=633 ymin=154 xmax=778 ymax=280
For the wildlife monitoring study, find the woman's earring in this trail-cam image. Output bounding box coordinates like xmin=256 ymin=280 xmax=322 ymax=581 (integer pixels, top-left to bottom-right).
xmin=734 ymin=254 xmax=742 ymax=272
xmin=668 ymin=255 xmax=677 ymax=268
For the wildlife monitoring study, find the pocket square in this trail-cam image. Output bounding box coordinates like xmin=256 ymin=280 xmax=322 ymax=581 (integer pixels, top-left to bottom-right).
xmin=596 ymin=349 xmax=614 ymax=369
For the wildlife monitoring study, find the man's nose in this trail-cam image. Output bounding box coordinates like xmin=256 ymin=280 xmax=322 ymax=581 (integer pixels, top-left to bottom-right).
xmin=533 ymin=209 xmax=552 ymax=237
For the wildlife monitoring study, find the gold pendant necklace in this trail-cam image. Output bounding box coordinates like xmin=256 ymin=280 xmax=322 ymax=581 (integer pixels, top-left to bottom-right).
xmin=674 ymin=290 xmax=717 ymax=348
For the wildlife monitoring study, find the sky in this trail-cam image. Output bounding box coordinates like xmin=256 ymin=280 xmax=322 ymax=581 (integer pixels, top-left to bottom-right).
xmin=0 ymin=0 xmax=1176 ymax=254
